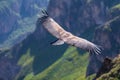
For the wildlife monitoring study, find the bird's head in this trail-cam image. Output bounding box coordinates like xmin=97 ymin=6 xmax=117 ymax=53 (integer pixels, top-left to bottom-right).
xmin=37 ymin=9 xmax=49 ymax=25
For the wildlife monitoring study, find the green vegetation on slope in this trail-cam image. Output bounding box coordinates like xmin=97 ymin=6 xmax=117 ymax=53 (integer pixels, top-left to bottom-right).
xmin=17 ymin=46 xmax=89 ymax=80
xmin=111 ymin=4 xmax=120 ymax=10
xmin=15 ymin=49 xmax=34 ymax=80
xmin=97 ymin=55 xmax=120 ymax=80
xmin=110 ymin=3 xmax=120 ymax=17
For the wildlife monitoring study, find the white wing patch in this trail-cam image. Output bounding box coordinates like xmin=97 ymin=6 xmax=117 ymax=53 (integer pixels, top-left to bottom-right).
xmin=51 ymin=39 xmax=64 ymax=45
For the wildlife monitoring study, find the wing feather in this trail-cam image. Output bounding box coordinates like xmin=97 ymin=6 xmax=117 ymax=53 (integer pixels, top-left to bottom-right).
xmin=66 ymin=37 xmax=101 ymax=54
xmin=83 ymin=40 xmax=101 ymax=55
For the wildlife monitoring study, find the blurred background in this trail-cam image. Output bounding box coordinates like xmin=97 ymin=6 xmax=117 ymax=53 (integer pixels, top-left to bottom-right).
xmin=0 ymin=0 xmax=120 ymax=80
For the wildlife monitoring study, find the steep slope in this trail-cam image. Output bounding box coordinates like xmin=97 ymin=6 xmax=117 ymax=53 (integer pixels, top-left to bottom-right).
xmin=21 ymin=47 xmax=89 ymax=80
xmin=0 ymin=0 xmax=19 ymax=42
xmin=47 ymin=0 xmax=109 ymax=35
xmin=0 ymin=0 xmax=48 ymax=47
xmin=87 ymin=4 xmax=120 ymax=76
xmin=97 ymin=55 xmax=120 ymax=80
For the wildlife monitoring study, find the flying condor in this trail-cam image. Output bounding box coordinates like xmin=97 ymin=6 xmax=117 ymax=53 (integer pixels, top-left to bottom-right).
xmin=36 ymin=10 xmax=101 ymax=55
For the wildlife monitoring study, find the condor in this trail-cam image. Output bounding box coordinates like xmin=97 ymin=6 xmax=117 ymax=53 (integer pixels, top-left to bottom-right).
xmin=37 ymin=10 xmax=101 ymax=55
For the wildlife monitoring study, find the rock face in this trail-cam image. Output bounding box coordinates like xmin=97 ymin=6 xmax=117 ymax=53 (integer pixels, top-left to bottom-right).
xmin=48 ymin=0 xmax=109 ymax=35
xmin=87 ymin=9 xmax=120 ymax=76
xmin=0 ymin=0 xmax=48 ymax=43
xmin=94 ymin=57 xmax=112 ymax=79
xmin=96 ymin=55 xmax=120 ymax=80
xmin=0 ymin=0 xmax=19 ymax=42
xmin=0 ymin=56 xmax=20 ymax=80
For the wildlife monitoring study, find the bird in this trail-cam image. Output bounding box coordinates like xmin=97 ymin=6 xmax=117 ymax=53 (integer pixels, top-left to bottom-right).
xmin=36 ymin=10 xmax=101 ymax=55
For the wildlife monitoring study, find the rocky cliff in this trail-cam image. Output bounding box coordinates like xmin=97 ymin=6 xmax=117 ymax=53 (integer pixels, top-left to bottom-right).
xmin=96 ymin=55 xmax=120 ymax=80
xmin=48 ymin=0 xmax=109 ymax=35
xmin=0 ymin=0 xmax=48 ymax=43
xmin=87 ymin=4 xmax=120 ymax=76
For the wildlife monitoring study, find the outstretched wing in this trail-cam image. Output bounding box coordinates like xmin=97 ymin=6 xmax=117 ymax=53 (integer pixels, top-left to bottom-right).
xmin=65 ymin=36 xmax=101 ymax=55
xmin=81 ymin=40 xmax=101 ymax=55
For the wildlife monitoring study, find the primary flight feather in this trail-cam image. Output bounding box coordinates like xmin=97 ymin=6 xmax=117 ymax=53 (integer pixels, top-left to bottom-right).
xmin=37 ymin=10 xmax=101 ymax=55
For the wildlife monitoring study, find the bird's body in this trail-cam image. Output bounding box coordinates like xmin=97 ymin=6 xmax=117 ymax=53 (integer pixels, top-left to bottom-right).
xmin=37 ymin=10 xmax=101 ymax=54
